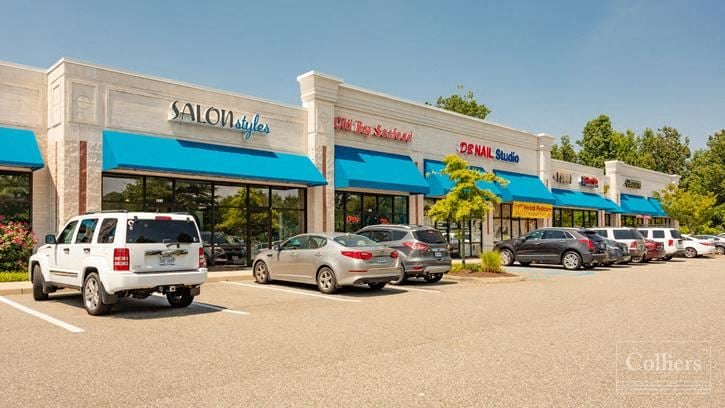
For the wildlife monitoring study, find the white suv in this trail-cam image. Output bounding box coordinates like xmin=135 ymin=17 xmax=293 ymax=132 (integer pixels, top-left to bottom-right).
xmin=29 ymin=212 xmax=208 ymax=315
xmin=637 ymin=228 xmax=685 ymax=260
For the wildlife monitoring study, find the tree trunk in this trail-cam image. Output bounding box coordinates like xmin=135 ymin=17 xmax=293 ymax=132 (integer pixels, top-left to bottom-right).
xmin=460 ymin=221 xmax=466 ymax=266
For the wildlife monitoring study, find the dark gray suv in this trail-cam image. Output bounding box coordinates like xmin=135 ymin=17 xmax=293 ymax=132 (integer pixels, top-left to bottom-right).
xmin=356 ymin=225 xmax=451 ymax=284
xmin=494 ymin=228 xmax=608 ymax=270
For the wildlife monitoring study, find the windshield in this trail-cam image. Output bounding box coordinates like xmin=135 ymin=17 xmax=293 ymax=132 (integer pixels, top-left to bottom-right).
xmin=126 ymin=219 xmax=199 ymax=244
xmin=412 ymin=229 xmax=446 ymax=244
xmin=334 ymin=234 xmax=379 ymax=247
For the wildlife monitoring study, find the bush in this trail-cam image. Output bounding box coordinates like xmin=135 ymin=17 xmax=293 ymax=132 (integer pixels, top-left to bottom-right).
xmin=451 ymin=263 xmax=481 ymax=273
xmin=0 ymin=271 xmax=28 ymax=282
xmin=0 ymin=218 xmax=36 ymax=271
xmin=480 ymin=250 xmax=504 ymax=273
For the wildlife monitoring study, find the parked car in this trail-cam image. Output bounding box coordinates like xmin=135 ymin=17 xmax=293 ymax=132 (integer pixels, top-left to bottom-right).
xmin=440 ymin=231 xmax=460 ymax=257
xmin=356 ymin=224 xmax=451 ymax=284
xmin=637 ymin=228 xmax=685 ymax=260
xmin=643 ymin=239 xmax=666 ymax=261
xmin=600 ymin=239 xmax=624 ymax=266
xmin=201 ymin=231 xmax=246 ymax=265
xmin=252 ymin=233 xmax=401 ymax=293
xmin=681 ymin=234 xmax=716 ymax=258
xmin=494 ymin=228 xmax=608 ymax=270
xmin=691 ymin=235 xmax=725 ymax=255
xmin=29 ymin=212 xmax=208 ymax=315
xmin=593 ymin=228 xmax=647 ymax=263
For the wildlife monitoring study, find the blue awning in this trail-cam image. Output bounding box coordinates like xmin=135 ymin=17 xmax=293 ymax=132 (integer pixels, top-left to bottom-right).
xmin=423 ymin=160 xmax=505 ymax=198
xmin=647 ymin=197 xmax=668 ymax=217
xmin=103 ymin=130 xmax=326 ymax=186
xmin=0 ymin=126 xmax=44 ymax=170
xmin=551 ymin=188 xmax=623 ymax=211
xmin=335 ymin=146 xmax=429 ymax=194
xmin=494 ymin=170 xmax=555 ymax=204
xmin=619 ymin=193 xmax=659 ymax=216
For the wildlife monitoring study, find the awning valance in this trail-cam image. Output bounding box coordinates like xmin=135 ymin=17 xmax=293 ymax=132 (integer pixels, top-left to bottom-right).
xmin=423 ymin=160 xmax=505 ymax=198
xmin=551 ymin=188 xmax=622 ymax=212
xmin=619 ymin=193 xmax=660 ymax=216
xmin=335 ymin=145 xmax=429 ymax=194
xmin=103 ymin=130 xmax=327 ymax=186
xmin=647 ymin=197 xmax=668 ymax=217
xmin=494 ymin=170 xmax=555 ymax=204
xmin=0 ymin=126 xmax=44 ymax=170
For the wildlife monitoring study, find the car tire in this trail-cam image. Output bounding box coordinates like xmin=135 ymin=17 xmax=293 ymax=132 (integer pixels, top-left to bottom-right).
xmin=716 ymin=246 xmax=725 ymax=255
xmin=389 ymin=265 xmax=407 ymax=285
xmin=317 ymin=267 xmax=339 ymax=294
xmin=82 ymin=272 xmax=111 ymax=316
xmin=631 ymin=255 xmax=642 ymax=263
xmin=166 ymin=289 xmax=194 ymax=308
xmin=561 ymin=251 xmax=582 ymax=270
xmin=253 ymin=261 xmax=271 ymax=284
xmin=518 ymin=261 xmax=531 ymax=267
xmin=32 ymin=264 xmax=48 ymax=301
xmin=423 ymin=273 xmax=443 ymax=283
xmin=368 ymin=282 xmax=386 ymax=290
xmin=685 ymin=247 xmax=697 ymax=258
xmin=664 ymin=255 xmax=673 ymax=261
xmin=499 ymin=249 xmax=514 ymax=266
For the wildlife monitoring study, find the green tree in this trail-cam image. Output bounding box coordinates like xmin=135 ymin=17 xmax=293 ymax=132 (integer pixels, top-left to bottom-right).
xmin=681 ymin=129 xmax=725 ymax=206
xmin=551 ymin=135 xmax=578 ymax=163
xmin=656 ymin=184 xmax=717 ymax=234
xmin=576 ymin=114 xmax=619 ymax=168
xmin=613 ymin=129 xmax=642 ymax=166
xmin=638 ymin=126 xmax=691 ymax=175
xmin=427 ymin=154 xmax=506 ymax=265
xmin=428 ymin=85 xmax=491 ymax=120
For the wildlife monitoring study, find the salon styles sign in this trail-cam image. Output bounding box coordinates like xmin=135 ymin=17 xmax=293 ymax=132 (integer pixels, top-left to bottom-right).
xmin=169 ymin=101 xmax=271 ymax=140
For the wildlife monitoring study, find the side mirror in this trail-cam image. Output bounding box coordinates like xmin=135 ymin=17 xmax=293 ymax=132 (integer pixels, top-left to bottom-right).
xmin=45 ymin=234 xmax=57 ymax=245
xmin=516 ymin=237 xmax=526 ymax=243
xmin=273 ymin=244 xmax=280 ymax=251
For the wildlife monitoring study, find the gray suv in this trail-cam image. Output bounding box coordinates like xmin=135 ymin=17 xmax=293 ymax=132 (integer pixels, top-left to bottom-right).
xmin=356 ymin=225 xmax=451 ymax=284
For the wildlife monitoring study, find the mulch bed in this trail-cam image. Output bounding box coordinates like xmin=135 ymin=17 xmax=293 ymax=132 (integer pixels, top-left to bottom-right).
xmin=450 ymin=270 xmax=517 ymax=278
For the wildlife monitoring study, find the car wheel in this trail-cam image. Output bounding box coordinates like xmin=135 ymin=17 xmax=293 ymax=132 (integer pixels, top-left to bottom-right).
xmin=499 ymin=249 xmax=514 ymax=266
xmin=685 ymin=247 xmax=697 ymax=258
xmin=253 ymin=261 xmax=271 ymax=284
xmin=166 ymin=289 xmax=194 ymax=308
xmin=368 ymin=282 xmax=386 ymax=290
xmin=317 ymin=267 xmax=339 ymax=294
xmin=630 ymin=255 xmax=642 ymax=263
xmin=424 ymin=273 xmax=443 ymax=283
xmin=561 ymin=251 xmax=582 ymax=270
xmin=32 ymin=264 xmax=48 ymax=301
xmin=83 ymin=272 xmax=111 ymax=316
xmin=389 ymin=265 xmax=407 ymax=285
xmin=664 ymin=255 xmax=673 ymax=261
xmin=518 ymin=261 xmax=531 ymax=267
xmin=716 ymin=246 xmax=725 ymax=255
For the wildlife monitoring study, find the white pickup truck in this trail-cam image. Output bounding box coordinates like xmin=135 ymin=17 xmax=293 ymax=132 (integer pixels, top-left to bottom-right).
xmin=29 ymin=212 xmax=208 ymax=315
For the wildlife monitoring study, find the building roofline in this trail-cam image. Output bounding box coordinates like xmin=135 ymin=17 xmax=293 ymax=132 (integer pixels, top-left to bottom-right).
xmin=0 ymin=59 xmax=47 ymax=73
xmin=604 ymin=160 xmax=679 ymax=178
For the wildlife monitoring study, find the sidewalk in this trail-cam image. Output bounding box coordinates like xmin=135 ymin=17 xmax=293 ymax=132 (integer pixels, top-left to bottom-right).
xmin=0 ymin=269 xmax=254 ymax=296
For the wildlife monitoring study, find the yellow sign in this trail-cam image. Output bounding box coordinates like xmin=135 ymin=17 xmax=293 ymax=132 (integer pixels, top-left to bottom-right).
xmin=512 ymin=201 xmax=553 ymax=219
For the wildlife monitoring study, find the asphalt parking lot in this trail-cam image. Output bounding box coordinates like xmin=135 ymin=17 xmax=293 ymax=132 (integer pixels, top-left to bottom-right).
xmin=1 ymin=257 xmax=723 ymax=407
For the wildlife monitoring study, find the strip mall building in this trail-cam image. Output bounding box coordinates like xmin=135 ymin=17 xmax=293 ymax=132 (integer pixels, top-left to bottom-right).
xmin=0 ymin=59 xmax=679 ymax=263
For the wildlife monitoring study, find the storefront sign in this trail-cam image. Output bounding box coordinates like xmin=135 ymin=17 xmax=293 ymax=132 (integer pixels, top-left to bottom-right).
xmin=580 ymin=176 xmax=599 ymax=188
xmin=169 ymin=101 xmax=271 ymax=140
xmin=456 ymin=141 xmax=520 ymax=163
xmin=553 ymin=171 xmax=572 ymax=184
xmin=334 ymin=116 xmax=413 ymax=143
xmin=511 ymin=201 xmax=553 ymax=218
xmin=624 ymin=179 xmax=642 ymax=189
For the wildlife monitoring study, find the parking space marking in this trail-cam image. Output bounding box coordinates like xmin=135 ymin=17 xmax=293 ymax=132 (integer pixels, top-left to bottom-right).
xmin=0 ymin=296 xmax=84 ymax=333
xmin=224 ymin=282 xmax=361 ymax=303
xmin=387 ymin=286 xmax=441 ymax=293
xmin=150 ymin=294 xmax=249 ymax=315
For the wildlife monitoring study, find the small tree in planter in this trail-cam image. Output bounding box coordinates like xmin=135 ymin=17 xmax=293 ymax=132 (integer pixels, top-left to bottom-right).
xmin=427 ymin=154 xmax=506 ymax=266
xmin=0 ymin=217 xmax=36 ymax=271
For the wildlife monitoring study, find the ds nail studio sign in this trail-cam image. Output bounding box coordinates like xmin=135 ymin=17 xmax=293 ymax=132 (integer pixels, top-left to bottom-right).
xmin=169 ymin=101 xmax=271 ymax=140
xmin=456 ymin=141 xmax=520 ymax=163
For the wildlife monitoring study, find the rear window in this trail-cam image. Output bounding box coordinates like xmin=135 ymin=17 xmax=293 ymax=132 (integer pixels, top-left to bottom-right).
xmin=593 ymin=230 xmax=608 ymax=238
xmin=334 ymin=234 xmax=379 ymax=247
xmin=412 ymin=229 xmax=446 ymax=244
xmin=614 ymin=229 xmax=640 ymax=240
xmin=581 ymin=231 xmax=604 ymax=241
xmin=670 ymin=229 xmax=682 ymax=238
xmin=126 ymin=219 xmax=200 ymax=244
xmin=638 ymin=229 xmax=648 ymax=237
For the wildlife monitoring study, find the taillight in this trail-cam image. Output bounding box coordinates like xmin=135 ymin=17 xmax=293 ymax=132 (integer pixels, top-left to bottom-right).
xmin=668 ymin=239 xmax=674 ymax=246
xmin=578 ymin=239 xmax=595 ymax=251
xmin=341 ymin=251 xmax=373 ymax=260
xmin=402 ymin=242 xmax=429 ymax=251
xmin=113 ymin=248 xmax=130 ymax=271
xmin=390 ymin=251 xmax=399 ymax=259
xmin=155 ymin=215 xmax=172 ymax=220
xmin=630 ymin=241 xmax=637 ymax=248
xmin=198 ymin=247 xmax=206 ymax=268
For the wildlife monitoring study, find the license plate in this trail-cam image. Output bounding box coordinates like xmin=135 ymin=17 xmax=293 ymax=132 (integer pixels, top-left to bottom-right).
xmin=433 ymin=250 xmax=444 ymax=257
xmin=373 ymin=257 xmax=388 ymax=264
xmin=160 ymin=255 xmax=176 ymax=266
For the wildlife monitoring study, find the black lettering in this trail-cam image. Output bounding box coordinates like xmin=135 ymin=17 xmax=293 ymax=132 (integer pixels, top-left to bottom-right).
xmin=205 ymin=107 xmax=220 ymax=125
xmin=181 ymin=103 xmax=195 ymax=122
xmin=221 ymin=110 xmax=234 ymax=128
xmin=170 ymin=101 xmax=180 ymax=119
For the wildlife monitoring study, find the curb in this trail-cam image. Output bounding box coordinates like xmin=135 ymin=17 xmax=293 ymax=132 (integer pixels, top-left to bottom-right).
xmin=445 ymin=273 xmax=525 ymax=284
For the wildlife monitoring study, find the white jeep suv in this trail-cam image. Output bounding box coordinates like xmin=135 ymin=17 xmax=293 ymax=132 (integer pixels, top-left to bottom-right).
xmin=29 ymin=212 xmax=208 ymax=315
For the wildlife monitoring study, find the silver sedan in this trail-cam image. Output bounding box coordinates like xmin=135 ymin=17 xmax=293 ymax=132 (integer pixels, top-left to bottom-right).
xmin=252 ymin=233 xmax=402 ymax=293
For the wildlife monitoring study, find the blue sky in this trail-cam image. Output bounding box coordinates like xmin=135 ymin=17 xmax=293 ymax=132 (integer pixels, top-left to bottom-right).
xmin=1 ymin=0 xmax=723 ymax=149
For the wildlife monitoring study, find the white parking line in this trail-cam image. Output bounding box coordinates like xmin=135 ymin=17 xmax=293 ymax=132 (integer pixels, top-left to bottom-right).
xmin=388 ymin=286 xmax=440 ymax=293
xmin=225 ymin=282 xmax=361 ymax=303
xmin=0 ymin=296 xmax=84 ymax=333
xmin=150 ymin=294 xmax=249 ymax=315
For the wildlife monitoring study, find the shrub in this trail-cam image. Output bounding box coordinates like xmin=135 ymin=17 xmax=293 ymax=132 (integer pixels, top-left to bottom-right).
xmin=0 ymin=271 xmax=28 ymax=282
xmin=480 ymin=250 xmax=504 ymax=273
xmin=451 ymin=263 xmax=481 ymax=273
xmin=0 ymin=218 xmax=36 ymax=271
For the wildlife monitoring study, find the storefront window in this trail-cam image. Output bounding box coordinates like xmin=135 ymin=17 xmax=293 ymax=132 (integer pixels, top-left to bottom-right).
xmin=621 ymin=215 xmax=640 ymax=227
xmin=493 ymin=203 xmax=538 ymax=242
xmin=553 ymin=208 xmax=599 ymax=228
xmin=0 ymin=172 xmax=32 ymax=223
xmin=102 ymin=174 xmax=306 ymax=266
xmin=335 ymin=192 xmax=408 ymax=232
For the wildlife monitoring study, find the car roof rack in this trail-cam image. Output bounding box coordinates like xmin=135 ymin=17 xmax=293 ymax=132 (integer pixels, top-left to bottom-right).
xmin=83 ymin=209 xmax=129 ymax=215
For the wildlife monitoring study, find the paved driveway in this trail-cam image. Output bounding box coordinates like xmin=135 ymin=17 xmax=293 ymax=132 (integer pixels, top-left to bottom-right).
xmin=1 ymin=257 xmax=723 ymax=407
